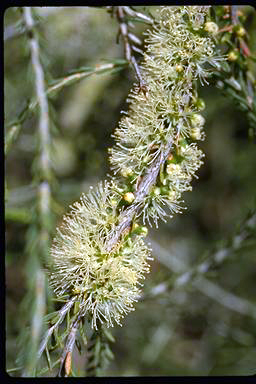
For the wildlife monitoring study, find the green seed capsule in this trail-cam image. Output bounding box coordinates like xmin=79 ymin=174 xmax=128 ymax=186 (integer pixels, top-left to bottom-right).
xmin=228 ymin=51 xmax=239 ymax=62
xmin=195 ymin=98 xmax=205 ymax=111
xmin=233 ymin=25 xmax=246 ymax=38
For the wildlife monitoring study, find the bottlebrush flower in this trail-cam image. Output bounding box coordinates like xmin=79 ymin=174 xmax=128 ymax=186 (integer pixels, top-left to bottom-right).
xmin=49 ymin=182 xmax=152 ymax=329
xmin=49 ymin=6 xmax=221 ymax=329
xmin=109 ymin=6 xmax=218 ymax=226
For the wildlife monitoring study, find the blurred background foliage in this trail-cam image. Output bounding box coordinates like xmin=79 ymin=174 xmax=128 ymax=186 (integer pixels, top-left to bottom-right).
xmin=5 ymin=6 xmax=256 ymax=376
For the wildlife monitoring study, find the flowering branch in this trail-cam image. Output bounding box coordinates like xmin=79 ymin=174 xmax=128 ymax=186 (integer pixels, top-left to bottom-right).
xmin=36 ymin=6 xmax=226 ymax=376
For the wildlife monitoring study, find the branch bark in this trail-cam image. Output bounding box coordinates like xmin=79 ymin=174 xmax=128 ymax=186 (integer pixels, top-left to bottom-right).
xmin=106 ymin=140 xmax=173 ymax=251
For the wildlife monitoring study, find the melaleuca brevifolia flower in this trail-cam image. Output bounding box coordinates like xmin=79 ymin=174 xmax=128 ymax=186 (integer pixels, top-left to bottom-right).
xmin=48 ymin=6 xmax=223 ymax=332
xmin=109 ymin=6 xmax=221 ymax=226
xmin=49 ymin=182 xmax=152 ymax=329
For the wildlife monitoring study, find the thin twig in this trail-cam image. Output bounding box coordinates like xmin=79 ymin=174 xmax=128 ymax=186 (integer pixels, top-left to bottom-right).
xmin=146 ymin=211 xmax=256 ymax=319
xmin=23 ymin=6 xmax=52 ymax=245
xmin=116 ymin=7 xmax=132 ymax=61
xmin=37 ymin=296 xmax=77 ymax=360
xmin=5 ymin=62 xmax=127 ymax=154
xmin=148 ymin=210 xmax=256 ymax=282
xmin=193 ymin=276 xmax=256 ymax=318
xmin=22 ymin=6 xmax=52 ymax=375
xmin=175 ymin=211 xmax=256 ymax=285
xmin=48 ymin=63 xmax=124 ymax=94
xmin=4 ymin=8 xmax=64 ymax=41
xmin=58 ymin=316 xmax=81 ymax=377
xmin=114 ymin=6 xmax=148 ymax=94
xmin=24 ymin=7 xmax=50 ymax=179
xmin=231 ymin=5 xmax=239 ymax=25
xmin=4 ymin=20 xmax=27 ymax=41
xmin=122 ymin=6 xmax=153 ymax=24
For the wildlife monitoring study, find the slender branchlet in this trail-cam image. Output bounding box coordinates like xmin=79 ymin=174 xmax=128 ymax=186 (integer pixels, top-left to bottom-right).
xmin=212 ymin=6 xmax=256 ymax=136
xmin=108 ymin=6 xmax=149 ymax=94
xmin=145 ymin=209 xmax=256 ymax=304
xmin=40 ymin=6 xmax=224 ymax=376
xmin=20 ymin=7 xmax=53 ymax=376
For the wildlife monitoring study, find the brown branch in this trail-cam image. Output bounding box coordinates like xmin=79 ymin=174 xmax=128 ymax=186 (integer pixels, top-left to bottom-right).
xmin=106 ymin=140 xmax=173 ymax=252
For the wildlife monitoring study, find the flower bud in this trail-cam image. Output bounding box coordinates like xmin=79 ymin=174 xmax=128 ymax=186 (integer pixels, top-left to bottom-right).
xmin=123 ymin=192 xmax=135 ymax=204
xmin=166 ymin=163 xmax=181 ymax=175
xmin=160 ymin=186 xmax=169 ymax=195
xmin=140 ymin=226 xmax=148 ymax=237
xmin=216 ymin=80 xmax=224 ymax=89
xmin=131 ymin=224 xmax=148 ymax=237
xmin=204 ymin=21 xmax=219 ymax=35
xmin=110 ymin=198 xmax=118 ymax=206
xmin=175 ymin=64 xmax=184 ymax=73
xmin=167 ymin=153 xmax=174 ymax=163
xmin=190 ymin=127 xmax=202 ymax=140
xmin=228 ymin=50 xmax=239 ymax=62
xmin=190 ymin=113 xmax=205 ymax=127
xmin=152 ymin=187 xmax=161 ymax=196
xmin=195 ymin=98 xmax=205 ymax=111
xmin=168 ymin=190 xmax=176 ymax=200
xmin=121 ymin=168 xmax=134 ymax=178
xmin=233 ymin=25 xmax=246 ymax=38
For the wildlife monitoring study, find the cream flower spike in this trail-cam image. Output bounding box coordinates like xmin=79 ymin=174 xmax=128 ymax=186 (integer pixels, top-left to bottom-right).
xmin=49 ymin=182 xmax=152 ymax=329
xmin=109 ymin=6 xmax=218 ymax=226
xmin=49 ymin=6 xmax=220 ymax=329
